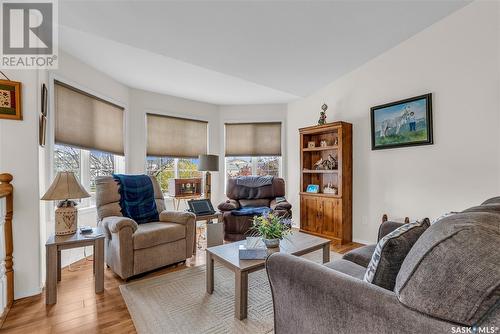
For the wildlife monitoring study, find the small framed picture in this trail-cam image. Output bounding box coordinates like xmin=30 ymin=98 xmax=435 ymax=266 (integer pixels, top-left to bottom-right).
xmin=307 ymin=141 xmax=315 ymax=148
xmin=306 ymin=184 xmax=320 ymax=193
xmin=0 ymin=79 xmax=22 ymax=120
xmin=41 ymin=83 xmax=48 ymax=116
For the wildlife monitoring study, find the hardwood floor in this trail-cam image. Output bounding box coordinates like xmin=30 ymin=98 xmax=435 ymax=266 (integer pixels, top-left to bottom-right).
xmin=0 ymin=234 xmax=362 ymax=333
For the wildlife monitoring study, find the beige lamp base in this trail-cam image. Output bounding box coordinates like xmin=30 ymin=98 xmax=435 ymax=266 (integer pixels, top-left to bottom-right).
xmin=55 ymin=205 xmax=78 ymax=235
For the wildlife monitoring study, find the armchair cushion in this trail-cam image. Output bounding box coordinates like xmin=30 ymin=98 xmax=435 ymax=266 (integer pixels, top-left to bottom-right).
xmin=159 ymin=210 xmax=196 ymax=224
xmin=364 ymin=218 xmax=430 ymax=291
xmin=102 ymin=216 xmax=138 ymax=235
xmin=325 ymin=259 xmax=366 ymax=280
xmin=239 ymin=198 xmax=270 ymax=207
xmin=217 ymin=199 xmax=240 ymax=211
xmin=133 ymin=222 xmax=185 ymax=250
xmin=270 ymin=198 xmax=292 ymax=211
xmin=342 ymin=244 xmax=376 ymax=268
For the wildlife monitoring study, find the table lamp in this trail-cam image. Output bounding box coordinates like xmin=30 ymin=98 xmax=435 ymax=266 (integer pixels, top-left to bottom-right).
xmin=198 ymin=154 xmax=219 ymax=200
xmin=41 ymin=171 xmax=90 ymax=235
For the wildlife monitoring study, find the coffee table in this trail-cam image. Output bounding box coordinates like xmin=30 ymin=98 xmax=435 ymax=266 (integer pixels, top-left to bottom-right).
xmin=206 ymin=232 xmax=331 ymax=320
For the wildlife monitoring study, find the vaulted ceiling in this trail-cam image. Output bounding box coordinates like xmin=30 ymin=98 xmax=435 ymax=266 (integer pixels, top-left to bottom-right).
xmin=59 ymin=0 xmax=469 ymax=104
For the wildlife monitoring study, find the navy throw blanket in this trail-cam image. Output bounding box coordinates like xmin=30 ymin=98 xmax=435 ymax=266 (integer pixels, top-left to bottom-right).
xmin=112 ymin=174 xmax=159 ymax=224
xmin=231 ymin=206 xmax=271 ymax=216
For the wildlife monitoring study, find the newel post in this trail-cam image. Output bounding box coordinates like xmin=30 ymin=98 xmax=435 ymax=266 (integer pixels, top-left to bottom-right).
xmin=0 ymin=173 xmax=14 ymax=307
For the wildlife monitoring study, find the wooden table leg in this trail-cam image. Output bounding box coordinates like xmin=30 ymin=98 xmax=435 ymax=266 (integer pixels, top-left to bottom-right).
xmin=94 ymin=238 xmax=104 ymax=293
xmin=206 ymin=252 xmax=214 ymax=294
xmin=235 ymin=270 xmax=248 ymax=320
xmin=46 ymin=245 xmax=57 ymax=304
xmin=322 ymin=243 xmax=330 ymax=263
xmin=57 ymin=249 xmax=61 ymax=282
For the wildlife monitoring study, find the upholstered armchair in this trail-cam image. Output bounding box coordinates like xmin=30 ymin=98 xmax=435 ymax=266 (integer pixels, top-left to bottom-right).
xmin=95 ymin=176 xmax=196 ymax=280
xmin=218 ymin=177 xmax=292 ymax=241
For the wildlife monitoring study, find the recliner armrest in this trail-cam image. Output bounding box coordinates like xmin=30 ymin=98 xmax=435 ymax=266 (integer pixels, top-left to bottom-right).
xmin=270 ymin=197 xmax=291 ymax=211
xmin=218 ymin=199 xmax=240 ymax=211
xmin=102 ymin=216 xmax=138 ymax=234
xmin=159 ymin=210 xmax=196 ymax=225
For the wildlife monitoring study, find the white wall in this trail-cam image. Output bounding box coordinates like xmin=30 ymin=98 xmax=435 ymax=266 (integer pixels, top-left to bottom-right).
xmin=0 ymin=70 xmax=43 ymax=299
xmin=287 ymin=1 xmax=500 ymax=244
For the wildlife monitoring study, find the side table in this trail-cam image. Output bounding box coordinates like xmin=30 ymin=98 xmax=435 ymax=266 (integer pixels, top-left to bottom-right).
xmin=45 ymin=228 xmax=105 ymax=304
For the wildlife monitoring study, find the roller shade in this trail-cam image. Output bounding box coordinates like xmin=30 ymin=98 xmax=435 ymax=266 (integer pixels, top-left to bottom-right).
xmin=147 ymin=113 xmax=208 ymax=158
xmin=225 ymin=122 xmax=281 ymax=156
xmin=54 ymin=81 xmax=124 ymax=155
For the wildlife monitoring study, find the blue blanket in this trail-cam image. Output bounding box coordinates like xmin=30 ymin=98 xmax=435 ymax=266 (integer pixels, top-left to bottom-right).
xmin=113 ymin=174 xmax=159 ymax=224
xmin=231 ymin=206 xmax=271 ymax=216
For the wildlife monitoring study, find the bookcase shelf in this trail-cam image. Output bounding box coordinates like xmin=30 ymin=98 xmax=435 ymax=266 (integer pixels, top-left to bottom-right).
xmin=299 ymin=122 xmax=352 ymax=245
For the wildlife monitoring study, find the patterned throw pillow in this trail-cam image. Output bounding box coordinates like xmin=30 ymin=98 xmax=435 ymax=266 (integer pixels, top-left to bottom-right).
xmin=363 ymin=218 xmax=430 ymax=290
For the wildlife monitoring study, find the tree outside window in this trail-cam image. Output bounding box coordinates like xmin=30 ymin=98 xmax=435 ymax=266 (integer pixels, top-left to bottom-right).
xmin=146 ymin=157 xmax=201 ymax=194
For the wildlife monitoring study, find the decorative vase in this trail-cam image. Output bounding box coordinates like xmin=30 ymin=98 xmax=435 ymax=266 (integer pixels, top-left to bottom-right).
xmin=262 ymin=238 xmax=280 ymax=248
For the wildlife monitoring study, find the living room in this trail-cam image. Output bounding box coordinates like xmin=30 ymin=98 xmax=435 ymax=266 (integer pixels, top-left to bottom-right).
xmin=0 ymin=1 xmax=498 ymax=333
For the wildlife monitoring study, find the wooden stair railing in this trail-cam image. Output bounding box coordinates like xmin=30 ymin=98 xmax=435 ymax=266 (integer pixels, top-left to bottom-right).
xmin=0 ymin=173 xmax=13 ymax=309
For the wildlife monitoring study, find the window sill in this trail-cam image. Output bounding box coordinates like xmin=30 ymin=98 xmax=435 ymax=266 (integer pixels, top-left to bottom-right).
xmin=78 ymin=205 xmax=97 ymax=214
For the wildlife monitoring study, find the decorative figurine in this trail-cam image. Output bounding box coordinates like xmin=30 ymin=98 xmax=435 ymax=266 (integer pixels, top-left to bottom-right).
xmin=318 ymin=103 xmax=327 ymax=125
xmin=334 ymin=137 xmax=339 ymax=146
xmin=320 ymin=140 xmax=328 ymax=147
xmin=313 ymin=154 xmax=338 ymax=170
xmin=308 ymin=141 xmax=316 ymax=148
xmin=323 ymin=183 xmax=338 ymax=195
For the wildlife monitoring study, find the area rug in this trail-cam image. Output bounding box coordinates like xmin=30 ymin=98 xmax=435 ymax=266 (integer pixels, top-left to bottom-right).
xmin=120 ymin=250 xmax=340 ymax=334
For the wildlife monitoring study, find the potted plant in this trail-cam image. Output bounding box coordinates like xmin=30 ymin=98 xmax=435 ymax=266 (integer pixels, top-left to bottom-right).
xmin=251 ymin=212 xmax=292 ymax=248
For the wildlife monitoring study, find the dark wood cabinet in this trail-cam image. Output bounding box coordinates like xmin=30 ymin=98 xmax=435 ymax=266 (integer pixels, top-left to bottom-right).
xmin=299 ymin=122 xmax=352 ymax=244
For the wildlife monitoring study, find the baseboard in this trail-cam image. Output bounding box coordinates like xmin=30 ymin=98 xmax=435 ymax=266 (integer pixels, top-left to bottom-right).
xmin=14 ymin=287 xmax=43 ymax=300
xmin=352 ymin=238 xmax=373 ymax=245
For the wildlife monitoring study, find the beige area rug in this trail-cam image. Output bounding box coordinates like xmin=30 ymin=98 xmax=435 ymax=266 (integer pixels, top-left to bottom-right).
xmin=120 ymin=250 xmax=341 ymax=334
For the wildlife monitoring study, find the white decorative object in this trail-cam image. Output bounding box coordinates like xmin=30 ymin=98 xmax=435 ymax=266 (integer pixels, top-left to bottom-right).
xmin=320 ymin=140 xmax=328 ymax=147
xmin=239 ymin=237 xmax=268 ymax=259
xmin=323 ymin=183 xmax=338 ymax=194
xmin=308 ymin=141 xmax=316 ymax=148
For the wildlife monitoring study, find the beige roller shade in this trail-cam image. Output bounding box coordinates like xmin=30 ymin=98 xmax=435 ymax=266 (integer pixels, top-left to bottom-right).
xmin=147 ymin=113 xmax=208 ymax=158
xmin=54 ymin=81 xmax=124 ymax=155
xmin=225 ymin=122 xmax=282 ymax=156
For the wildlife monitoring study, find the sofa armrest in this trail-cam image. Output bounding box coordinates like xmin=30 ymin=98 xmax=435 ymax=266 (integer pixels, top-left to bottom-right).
xmin=266 ymin=253 xmax=452 ymax=334
xmin=101 ymin=216 xmax=138 ymax=235
xmin=270 ymin=197 xmax=292 ymax=211
xmin=159 ymin=210 xmax=196 ymax=257
xmin=217 ymin=199 xmax=240 ymax=211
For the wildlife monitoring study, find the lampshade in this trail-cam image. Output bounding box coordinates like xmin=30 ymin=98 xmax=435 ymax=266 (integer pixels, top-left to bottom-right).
xmin=198 ymin=154 xmax=219 ymax=172
xmin=41 ymin=172 xmax=91 ymax=201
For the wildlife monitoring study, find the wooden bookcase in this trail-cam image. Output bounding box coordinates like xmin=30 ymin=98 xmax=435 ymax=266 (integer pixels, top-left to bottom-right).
xmin=299 ymin=122 xmax=352 ymax=245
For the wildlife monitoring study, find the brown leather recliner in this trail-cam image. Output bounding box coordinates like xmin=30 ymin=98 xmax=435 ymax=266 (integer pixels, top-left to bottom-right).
xmin=218 ymin=177 xmax=292 ymax=241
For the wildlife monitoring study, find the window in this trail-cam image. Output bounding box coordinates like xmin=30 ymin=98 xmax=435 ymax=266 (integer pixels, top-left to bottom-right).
xmin=146 ymin=114 xmax=208 ymax=194
xmin=225 ymin=122 xmax=282 ymax=184
xmin=54 ymin=144 xmax=124 ymax=207
xmin=146 ymin=157 xmax=201 ymax=194
xmin=225 ymin=156 xmax=281 ymax=180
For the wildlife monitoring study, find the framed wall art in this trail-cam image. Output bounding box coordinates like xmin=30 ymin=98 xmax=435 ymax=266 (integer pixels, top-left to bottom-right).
xmin=371 ymin=93 xmax=433 ymax=150
xmin=0 ymin=79 xmax=22 ymax=121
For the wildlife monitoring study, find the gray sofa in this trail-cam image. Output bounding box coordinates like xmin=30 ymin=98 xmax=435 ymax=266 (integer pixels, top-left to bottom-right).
xmin=96 ymin=176 xmax=196 ymax=280
xmin=266 ymin=198 xmax=500 ymax=333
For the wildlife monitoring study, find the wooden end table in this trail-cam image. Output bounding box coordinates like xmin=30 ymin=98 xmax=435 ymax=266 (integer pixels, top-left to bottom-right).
xmin=45 ymin=228 xmax=105 ymax=304
xmin=206 ymin=231 xmax=330 ymax=320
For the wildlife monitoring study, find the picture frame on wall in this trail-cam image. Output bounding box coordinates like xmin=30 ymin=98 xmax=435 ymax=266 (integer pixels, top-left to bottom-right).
xmin=0 ymin=79 xmax=22 ymax=121
xmin=39 ymin=115 xmax=47 ymax=147
xmin=41 ymin=83 xmax=48 ymax=116
xmin=371 ymin=93 xmax=433 ymax=150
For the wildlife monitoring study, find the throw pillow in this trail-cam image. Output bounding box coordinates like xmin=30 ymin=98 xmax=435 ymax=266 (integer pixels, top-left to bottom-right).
xmin=364 ymin=218 xmax=430 ymax=290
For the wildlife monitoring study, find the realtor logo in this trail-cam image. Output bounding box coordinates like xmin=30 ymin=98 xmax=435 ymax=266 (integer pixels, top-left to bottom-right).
xmin=1 ymin=0 xmax=58 ymax=69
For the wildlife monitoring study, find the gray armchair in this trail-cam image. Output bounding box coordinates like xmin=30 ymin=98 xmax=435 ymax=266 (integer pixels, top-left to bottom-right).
xmin=266 ymin=199 xmax=500 ymax=333
xmin=96 ymin=176 xmax=196 ymax=280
